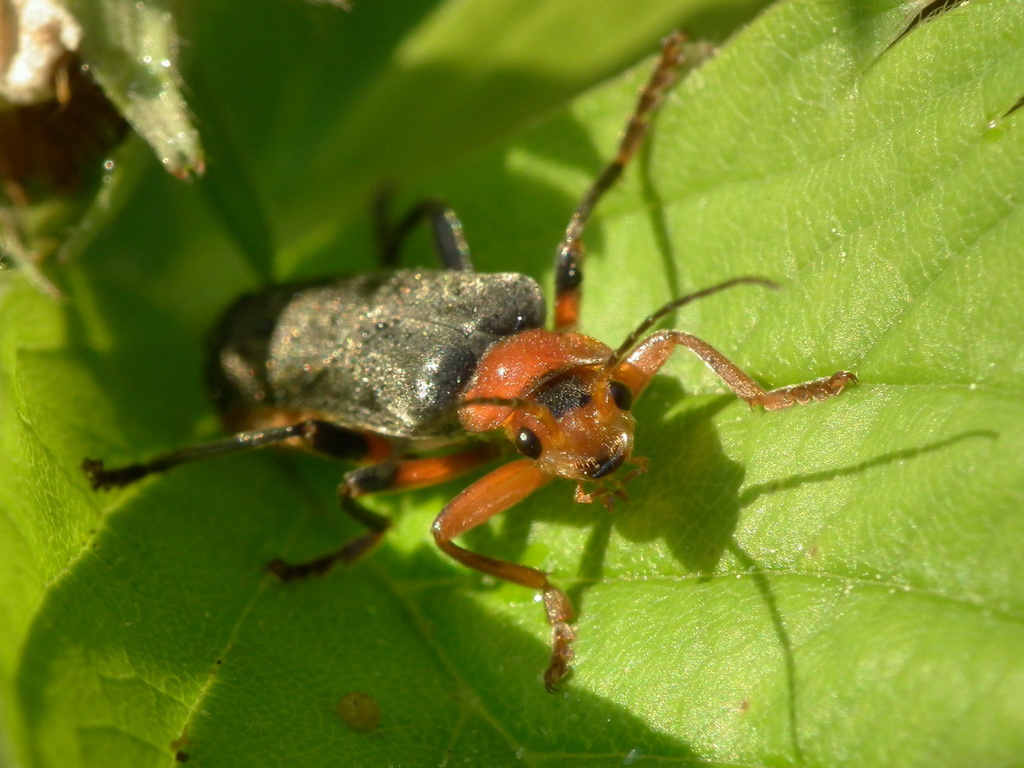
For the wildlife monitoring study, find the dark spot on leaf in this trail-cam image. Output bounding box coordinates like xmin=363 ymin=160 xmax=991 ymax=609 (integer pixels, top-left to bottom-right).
xmin=337 ymin=691 xmax=380 ymax=733
xmin=170 ymin=728 xmax=190 ymax=756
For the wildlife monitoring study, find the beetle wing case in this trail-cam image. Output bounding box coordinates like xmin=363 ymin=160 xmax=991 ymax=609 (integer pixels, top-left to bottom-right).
xmin=209 ymin=270 xmax=545 ymax=439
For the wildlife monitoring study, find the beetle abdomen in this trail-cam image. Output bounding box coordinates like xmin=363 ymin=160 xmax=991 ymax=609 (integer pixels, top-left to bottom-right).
xmin=209 ymin=270 xmax=545 ymax=438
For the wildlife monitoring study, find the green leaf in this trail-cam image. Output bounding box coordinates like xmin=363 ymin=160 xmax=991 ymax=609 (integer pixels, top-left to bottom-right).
xmin=66 ymin=0 xmax=204 ymax=176
xmin=3 ymin=0 xmax=1022 ymax=766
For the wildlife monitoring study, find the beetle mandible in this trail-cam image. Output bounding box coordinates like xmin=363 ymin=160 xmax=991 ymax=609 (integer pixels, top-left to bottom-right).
xmin=83 ymin=33 xmax=855 ymax=690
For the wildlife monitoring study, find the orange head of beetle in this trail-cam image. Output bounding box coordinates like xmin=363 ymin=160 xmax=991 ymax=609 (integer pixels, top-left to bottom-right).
xmin=461 ymin=277 xmax=779 ymax=487
xmin=503 ymin=366 xmax=637 ymax=482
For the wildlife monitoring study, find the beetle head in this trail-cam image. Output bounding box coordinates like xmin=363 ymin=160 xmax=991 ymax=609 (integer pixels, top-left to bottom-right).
xmin=505 ymin=367 xmax=637 ymax=482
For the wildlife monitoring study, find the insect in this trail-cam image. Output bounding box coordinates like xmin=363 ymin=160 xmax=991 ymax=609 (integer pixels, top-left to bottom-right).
xmin=82 ymin=33 xmax=855 ymax=690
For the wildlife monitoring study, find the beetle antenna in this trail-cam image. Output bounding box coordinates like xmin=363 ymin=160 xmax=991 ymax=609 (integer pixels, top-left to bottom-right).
xmin=604 ymin=276 xmax=779 ymax=371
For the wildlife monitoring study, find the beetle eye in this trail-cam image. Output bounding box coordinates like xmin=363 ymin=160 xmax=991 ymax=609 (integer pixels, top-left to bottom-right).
xmin=514 ymin=427 xmax=543 ymax=459
xmin=609 ymin=380 xmax=633 ymax=411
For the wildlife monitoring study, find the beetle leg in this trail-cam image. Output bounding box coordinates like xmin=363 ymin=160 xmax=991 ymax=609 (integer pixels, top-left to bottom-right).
xmin=374 ymin=189 xmax=473 ymax=271
xmin=82 ymin=419 xmax=372 ymax=490
xmin=430 ymin=459 xmax=576 ymax=691
xmin=554 ymin=31 xmax=686 ymax=330
xmin=619 ymin=329 xmax=856 ymax=410
xmin=267 ymin=444 xmax=500 ymax=580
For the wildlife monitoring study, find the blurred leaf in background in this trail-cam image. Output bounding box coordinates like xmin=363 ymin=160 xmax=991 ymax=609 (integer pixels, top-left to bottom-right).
xmin=0 ymin=0 xmax=202 ymax=295
xmin=1 ymin=0 xmax=1022 ymax=767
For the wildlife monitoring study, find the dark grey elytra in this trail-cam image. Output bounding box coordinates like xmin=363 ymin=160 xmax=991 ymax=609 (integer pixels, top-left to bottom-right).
xmin=209 ymin=270 xmax=545 ymax=439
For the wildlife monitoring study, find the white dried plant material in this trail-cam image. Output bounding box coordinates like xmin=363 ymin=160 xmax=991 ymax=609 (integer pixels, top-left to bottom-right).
xmin=0 ymin=0 xmax=82 ymax=105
